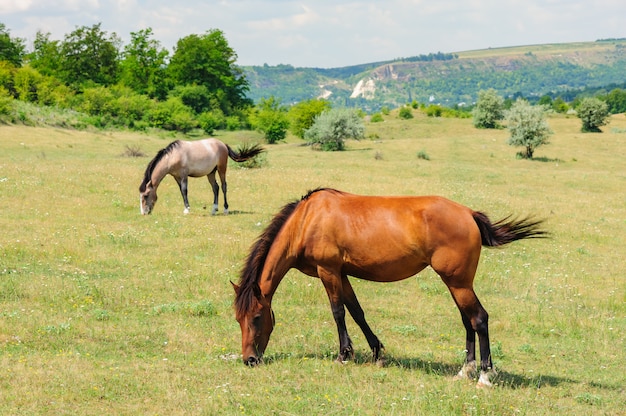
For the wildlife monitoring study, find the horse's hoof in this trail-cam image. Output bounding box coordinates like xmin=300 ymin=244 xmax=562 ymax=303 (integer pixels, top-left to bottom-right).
xmin=183 ymin=208 xmax=190 ymax=215
xmin=476 ymin=370 xmax=495 ymax=388
xmin=454 ymin=361 xmax=477 ymax=381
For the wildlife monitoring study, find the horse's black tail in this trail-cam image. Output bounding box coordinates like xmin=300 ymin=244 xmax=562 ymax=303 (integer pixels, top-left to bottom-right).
xmin=472 ymin=211 xmax=548 ymax=247
xmin=227 ymin=143 xmax=265 ymax=162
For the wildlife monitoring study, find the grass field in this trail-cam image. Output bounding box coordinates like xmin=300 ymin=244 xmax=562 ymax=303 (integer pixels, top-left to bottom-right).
xmin=1 ymin=111 xmax=625 ymax=415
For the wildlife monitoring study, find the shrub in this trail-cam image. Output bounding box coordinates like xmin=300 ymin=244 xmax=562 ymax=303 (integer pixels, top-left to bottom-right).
xmin=147 ymin=97 xmax=196 ymax=132
xmin=0 ymin=87 xmax=14 ymax=116
xmin=288 ymin=98 xmax=331 ymax=139
xmin=417 ymin=150 xmax=430 ymax=160
xmin=304 ymin=108 xmax=364 ymax=151
xmin=251 ymin=96 xmax=289 ymax=144
xmin=398 ymin=106 xmax=413 ymax=119
xmin=425 ymin=105 xmax=443 ymax=117
xmin=577 ymin=97 xmax=610 ymax=132
xmin=198 ymin=109 xmax=225 ymax=134
xmin=78 ymin=86 xmax=114 ymax=116
xmin=505 ymin=99 xmax=552 ymax=159
xmin=370 ymin=113 xmax=383 ymax=122
xmin=472 ymin=88 xmax=504 ymax=128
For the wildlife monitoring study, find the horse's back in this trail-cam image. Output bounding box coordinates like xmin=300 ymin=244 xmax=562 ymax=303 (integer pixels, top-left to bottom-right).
xmin=290 ymin=190 xmax=480 ymax=281
xmin=178 ymin=138 xmax=226 ymax=176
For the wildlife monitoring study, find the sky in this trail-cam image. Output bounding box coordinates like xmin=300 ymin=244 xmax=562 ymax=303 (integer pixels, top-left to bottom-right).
xmin=1 ymin=0 xmax=625 ymax=68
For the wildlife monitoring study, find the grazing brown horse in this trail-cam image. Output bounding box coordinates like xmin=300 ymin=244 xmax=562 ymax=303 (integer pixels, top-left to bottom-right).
xmin=233 ymin=188 xmax=546 ymax=387
xmin=139 ymin=139 xmax=263 ymax=215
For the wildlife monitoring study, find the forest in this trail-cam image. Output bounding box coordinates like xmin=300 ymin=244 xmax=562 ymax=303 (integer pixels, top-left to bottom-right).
xmin=2 ymin=22 xmax=626 ymax=136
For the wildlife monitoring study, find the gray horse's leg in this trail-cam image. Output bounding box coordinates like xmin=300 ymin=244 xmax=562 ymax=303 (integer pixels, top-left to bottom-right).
xmin=176 ymin=177 xmax=190 ymax=214
xmin=207 ymin=171 xmax=219 ymax=215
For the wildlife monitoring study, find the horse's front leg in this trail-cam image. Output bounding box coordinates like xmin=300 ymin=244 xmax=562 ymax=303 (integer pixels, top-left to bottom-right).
xmin=176 ymin=177 xmax=190 ymax=214
xmin=318 ymin=267 xmax=353 ymax=362
xmin=341 ymin=275 xmax=384 ymax=362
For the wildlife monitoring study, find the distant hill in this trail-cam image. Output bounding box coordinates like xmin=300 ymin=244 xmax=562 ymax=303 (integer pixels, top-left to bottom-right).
xmin=243 ymin=39 xmax=626 ymax=111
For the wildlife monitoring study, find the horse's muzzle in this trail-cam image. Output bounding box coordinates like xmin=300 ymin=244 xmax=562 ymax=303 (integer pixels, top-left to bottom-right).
xmin=244 ymin=356 xmax=261 ymax=366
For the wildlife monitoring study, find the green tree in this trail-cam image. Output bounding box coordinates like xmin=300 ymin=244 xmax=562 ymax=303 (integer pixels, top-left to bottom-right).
xmin=577 ymin=97 xmax=610 ymax=132
xmin=288 ymin=99 xmax=331 ymax=139
xmin=304 ymin=108 xmax=364 ymax=151
xmin=0 ymin=23 xmax=26 ymax=66
xmin=59 ymin=23 xmax=121 ymax=87
xmin=603 ymin=88 xmax=626 ymax=114
xmin=28 ymin=31 xmax=62 ymax=77
xmin=168 ymin=29 xmax=251 ymax=114
xmin=552 ymin=97 xmax=569 ymax=114
xmin=251 ymin=96 xmax=290 ymax=144
xmin=119 ymin=28 xmax=169 ymax=99
xmin=13 ymin=66 xmax=43 ymax=102
xmin=472 ymin=88 xmax=504 ymax=128
xmin=505 ymin=99 xmax=552 ymax=159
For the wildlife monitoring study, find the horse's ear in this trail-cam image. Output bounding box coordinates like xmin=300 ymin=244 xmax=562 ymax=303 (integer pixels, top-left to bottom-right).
xmin=230 ymin=281 xmax=240 ymax=294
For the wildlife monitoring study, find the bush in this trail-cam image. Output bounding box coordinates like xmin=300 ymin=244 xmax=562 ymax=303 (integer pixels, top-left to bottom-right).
xmin=78 ymin=86 xmax=114 ymax=116
xmin=148 ymin=97 xmax=196 ymax=132
xmin=251 ymin=96 xmax=289 ymax=144
xmin=577 ymin=97 xmax=610 ymax=132
xmin=198 ymin=110 xmax=225 ymax=134
xmin=505 ymin=99 xmax=552 ymax=159
xmin=288 ymin=98 xmax=331 ymax=139
xmin=370 ymin=113 xmax=384 ymax=122
xmin=398 ymin=106 xmax=413 ymax=119
xmin=304 ymin=108 xmax=364 ymax=151
xmin=425 ymin=105 xmax=443 ymax=117
xmin=0 ymin=87 xmax=14 ymax=116
xmin=472 ymin=88 xmax=504 ymax=128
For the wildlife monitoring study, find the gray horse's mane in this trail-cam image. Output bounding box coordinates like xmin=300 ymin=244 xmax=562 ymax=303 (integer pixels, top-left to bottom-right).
xmin=139 ymin=140 xmax=181 ymax=192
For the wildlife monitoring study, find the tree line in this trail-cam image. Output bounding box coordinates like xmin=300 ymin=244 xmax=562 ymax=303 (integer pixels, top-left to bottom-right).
xmin=1 ymin=22 xmax=251 ymax=132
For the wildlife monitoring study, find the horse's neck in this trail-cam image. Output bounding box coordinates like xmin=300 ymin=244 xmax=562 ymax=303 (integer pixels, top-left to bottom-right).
xmin=150 ymin=156 xmax=171 ymax=187
xmin=259 ymin=247 xmax=295 ymax=304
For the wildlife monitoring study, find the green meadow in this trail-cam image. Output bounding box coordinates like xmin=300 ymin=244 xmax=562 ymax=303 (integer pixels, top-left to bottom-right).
xmin=0 ymin=111 xmax=624 ymax=415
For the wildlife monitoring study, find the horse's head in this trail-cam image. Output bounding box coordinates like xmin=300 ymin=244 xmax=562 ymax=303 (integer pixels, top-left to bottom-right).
xmin=232 ymin=282 xmax=275 ymax=366
xmin=139 ymin=182 xmax=157 ymax=215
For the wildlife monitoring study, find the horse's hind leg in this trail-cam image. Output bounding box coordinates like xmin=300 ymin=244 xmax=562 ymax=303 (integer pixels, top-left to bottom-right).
xmin=217 ymin=164 xmax=228 ymax=214
xmin=207 ymin=170 xmax=219 ymax=215
xmin=341 ymin=274 xmax=384 ymax=362
xmin=448 ymin=286 xmax=494 ymax=387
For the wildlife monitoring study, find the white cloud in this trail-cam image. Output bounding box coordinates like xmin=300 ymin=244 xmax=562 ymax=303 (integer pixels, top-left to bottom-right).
xmin=1 ymin=0 xmax=625 ymax=67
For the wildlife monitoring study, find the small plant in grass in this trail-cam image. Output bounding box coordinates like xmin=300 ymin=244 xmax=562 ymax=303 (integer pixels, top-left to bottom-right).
xmin=417 ymin=150 xmax=430 ymax=160
xmin=122 ymin=144 xmax=146 ymax=157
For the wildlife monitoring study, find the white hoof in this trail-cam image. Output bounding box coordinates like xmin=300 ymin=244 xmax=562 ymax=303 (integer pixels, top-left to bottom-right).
xmin=224 ymin=208 xmax=229 ymax=215
xmin=454 ymin=361 xmax=477 ymax=381
xmin=183 ymin=208 xmax=190 ymax=215
xmin=211 ymin=204 xmax=218 ymax=215
xmin=476 ymin=370 xmax=496 ymax=388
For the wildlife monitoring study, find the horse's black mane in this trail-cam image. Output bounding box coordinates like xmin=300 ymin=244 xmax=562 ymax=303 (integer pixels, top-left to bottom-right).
xmin=139 ymin=140 xmax=182 ymax=191
xmin=234 ymin=188 xmax=332 ymax=317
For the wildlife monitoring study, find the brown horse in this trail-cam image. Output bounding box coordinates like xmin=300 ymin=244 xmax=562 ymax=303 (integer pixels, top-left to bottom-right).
xmin=139 ymin=139 xmax=263 ymax=215
xmin=233 ymin=188 xmax=546 ymax=387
